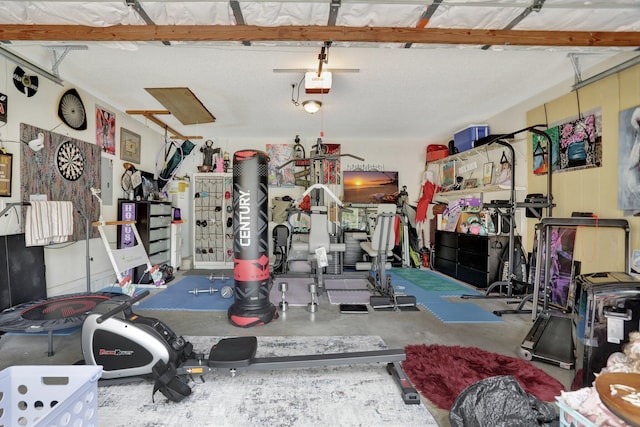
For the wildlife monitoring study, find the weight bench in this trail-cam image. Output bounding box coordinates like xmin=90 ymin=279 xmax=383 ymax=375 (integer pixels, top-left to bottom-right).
xmin=356 ymin=204 xmax=416 ymax=310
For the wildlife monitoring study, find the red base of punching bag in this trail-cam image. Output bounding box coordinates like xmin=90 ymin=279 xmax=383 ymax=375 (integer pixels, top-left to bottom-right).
xmin=228 ymin=304 xmax=279 ymax=328
xmin=228 ymin=150 xmax=278 ymax=327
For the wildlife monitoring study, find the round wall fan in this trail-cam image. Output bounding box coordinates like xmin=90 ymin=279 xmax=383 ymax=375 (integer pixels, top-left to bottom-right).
xmin=58 ymin=88 xmax=87 ymax=130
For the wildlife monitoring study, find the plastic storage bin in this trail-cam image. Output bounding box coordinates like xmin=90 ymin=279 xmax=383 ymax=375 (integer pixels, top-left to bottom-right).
xmin=0 ymin=365 xmax=102 ymax=427
xmin=454 ymin=125 xmax=490 ymax=152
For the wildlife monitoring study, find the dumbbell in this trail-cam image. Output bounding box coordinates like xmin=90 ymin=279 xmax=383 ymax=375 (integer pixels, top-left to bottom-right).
xmin=278 ymin=282 xmax=288 ymax=312
xmin=209 ymin=274 xmax=228 ymax=283
xmin=307 ymin=282 xmax=319 ymax=313
xmin=189 ymin=286 xmax=217 ymax=296
xmin=189 ymin=285 xmax=234 ymax=298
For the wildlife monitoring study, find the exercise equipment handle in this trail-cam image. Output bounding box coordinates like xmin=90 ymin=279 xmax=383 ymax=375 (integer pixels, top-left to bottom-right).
xmin=96 ymin=290 xmax=150 ymax=324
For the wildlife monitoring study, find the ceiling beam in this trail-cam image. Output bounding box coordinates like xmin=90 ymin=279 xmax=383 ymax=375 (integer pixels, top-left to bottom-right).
xmin=0 ymin=25 xmax=639 ymax=47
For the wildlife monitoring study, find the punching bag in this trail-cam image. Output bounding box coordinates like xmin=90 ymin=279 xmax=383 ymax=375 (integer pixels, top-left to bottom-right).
xmin=228 ymin=150 xmax=278 ymax=327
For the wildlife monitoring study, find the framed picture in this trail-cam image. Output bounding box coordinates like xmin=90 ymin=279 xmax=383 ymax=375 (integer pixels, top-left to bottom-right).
xmin=120 ymin=128 xmax=141 ymax=164
xmin=96 ymin=105 xmax=116 ymax=155
xmin=0 ymin=152 xmax=12 ymax=196
xmin=483 ymin=162 xmax=494 ymax=185
xmin=463 ymin=178 xmax=477 ymax=189
xmin=442 ymin=160 xmax=455 ymax=187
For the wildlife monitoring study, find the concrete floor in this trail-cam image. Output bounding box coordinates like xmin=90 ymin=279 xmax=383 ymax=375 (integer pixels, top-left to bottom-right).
xmin=0 ymin=268 xmax=572 ymax=426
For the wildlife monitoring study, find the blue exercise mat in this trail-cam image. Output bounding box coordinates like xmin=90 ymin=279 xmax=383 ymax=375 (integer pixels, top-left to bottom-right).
xmin=419 ymin=300 xmax=503 ymax=323
xmin=389 ymin=269 xmax=502 ymax=323
xmin=135 ymin=276 xmax=235 ymax=312
xmin=388 ymin=269 xmax=480 ymax=295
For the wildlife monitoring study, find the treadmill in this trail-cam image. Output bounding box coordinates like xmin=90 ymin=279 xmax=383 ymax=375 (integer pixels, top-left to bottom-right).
xmin=519 ymin=218 xmax=630 ymax=369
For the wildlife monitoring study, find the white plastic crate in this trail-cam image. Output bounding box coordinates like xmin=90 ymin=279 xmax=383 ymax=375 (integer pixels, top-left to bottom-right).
xmin=0 ymin=365 xmax=102 ymax=427
xmin=556 ymin=397 xmax=597 ymax=427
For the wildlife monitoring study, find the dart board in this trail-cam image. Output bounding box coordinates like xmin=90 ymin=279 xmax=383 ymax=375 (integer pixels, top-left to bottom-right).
xmin=56 ymin=140 xmax=85 ymax=181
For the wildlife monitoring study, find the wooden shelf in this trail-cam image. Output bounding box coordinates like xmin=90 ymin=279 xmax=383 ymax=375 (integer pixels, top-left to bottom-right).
xmin=434 ymin=184 xmax=525 ymax=200
xmin=428 ymin=142 xmax=507 ymax=167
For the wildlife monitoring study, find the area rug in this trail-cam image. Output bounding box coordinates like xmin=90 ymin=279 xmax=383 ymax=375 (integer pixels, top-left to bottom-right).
xmin=98 ymin=336 xmax=438 ymax=427
xmin=402 ymin=344 xmax=565 ymax=410
xmin=135 ymin=276 xmax=235 ymax=311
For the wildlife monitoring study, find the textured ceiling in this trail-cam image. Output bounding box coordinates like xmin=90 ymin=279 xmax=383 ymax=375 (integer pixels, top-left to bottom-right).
xmin=0 ymin=1 xmax=639 ymax=143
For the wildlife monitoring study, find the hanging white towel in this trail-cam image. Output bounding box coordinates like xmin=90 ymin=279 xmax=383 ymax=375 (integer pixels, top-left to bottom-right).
xmin=25 ymin=201 xmax=74 ymax=246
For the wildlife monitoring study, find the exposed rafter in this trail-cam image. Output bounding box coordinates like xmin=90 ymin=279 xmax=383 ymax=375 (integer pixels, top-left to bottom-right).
xmin=125 ymin=0 xmax=171 ymax=46
xmin=0 ymin=25 xmax=638 ymax=47
xmin=405 ymin=0 xmax=442 ymax=48
xmin=481 ymin=0 xmax=546 ymax=50
xmin=229 ymin=0 xmax=251 ymax=46
xmin=328 ymin=0 xmax=341 ymax=27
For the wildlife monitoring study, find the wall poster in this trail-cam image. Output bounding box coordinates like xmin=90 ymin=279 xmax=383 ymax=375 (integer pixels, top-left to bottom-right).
xmin=266 ymin=144 xmax=295 ymax=187
xmin=618 ymin=105 xmax=640 ymax=211
xmin=0 ymin=152 xmax=12 ymax=196
xmin=532 ymin=107 xmax=602 ymax=175
xmin=96 ymin=105 xmax=116 ymax=155
xmin=442 ymin=160 xmax=455 ymax=188
xmin=528 ymin=227 xmax=577 ymax=310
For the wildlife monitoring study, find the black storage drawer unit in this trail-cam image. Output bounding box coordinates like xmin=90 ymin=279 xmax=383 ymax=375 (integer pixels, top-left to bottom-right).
xmin=117 ymin=200 xmax=172 ymax=283
xmin=572 ymin=272 xmax=640 ymax=388
xmin=436 ymin=245 xmax=457 ymax=262
xmin=435 ymin=258 xmax=457 ymax=278
xmin=433 ymin=230 xmax=508 ymax=288
xmin=436 ymin=230 xmax=458 ymax=247
xmin=457 ymin=249 xmax=488 ymax=271
xmin=457 ymin=233 xmax=482 ymax=251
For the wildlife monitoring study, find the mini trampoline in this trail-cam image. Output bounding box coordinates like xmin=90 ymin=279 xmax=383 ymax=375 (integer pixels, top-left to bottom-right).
xmin=0 ymin=292 xmax=130 ymax=356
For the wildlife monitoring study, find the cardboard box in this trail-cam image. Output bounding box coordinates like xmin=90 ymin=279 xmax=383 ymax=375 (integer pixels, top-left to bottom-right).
xmin=454 ymin=125 xmax=490 ymax=152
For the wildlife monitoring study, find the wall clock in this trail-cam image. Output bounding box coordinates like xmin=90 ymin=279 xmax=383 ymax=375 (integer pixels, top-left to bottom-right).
xmin=58 ymin=88 xmax=87 ymax=130
xmin=56 ymin=140 xmax=85 ymax=181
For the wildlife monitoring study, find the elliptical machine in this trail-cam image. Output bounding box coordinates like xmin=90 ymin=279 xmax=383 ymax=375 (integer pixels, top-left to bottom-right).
xmin=81 ymin=290 xmax=419 ymax=404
